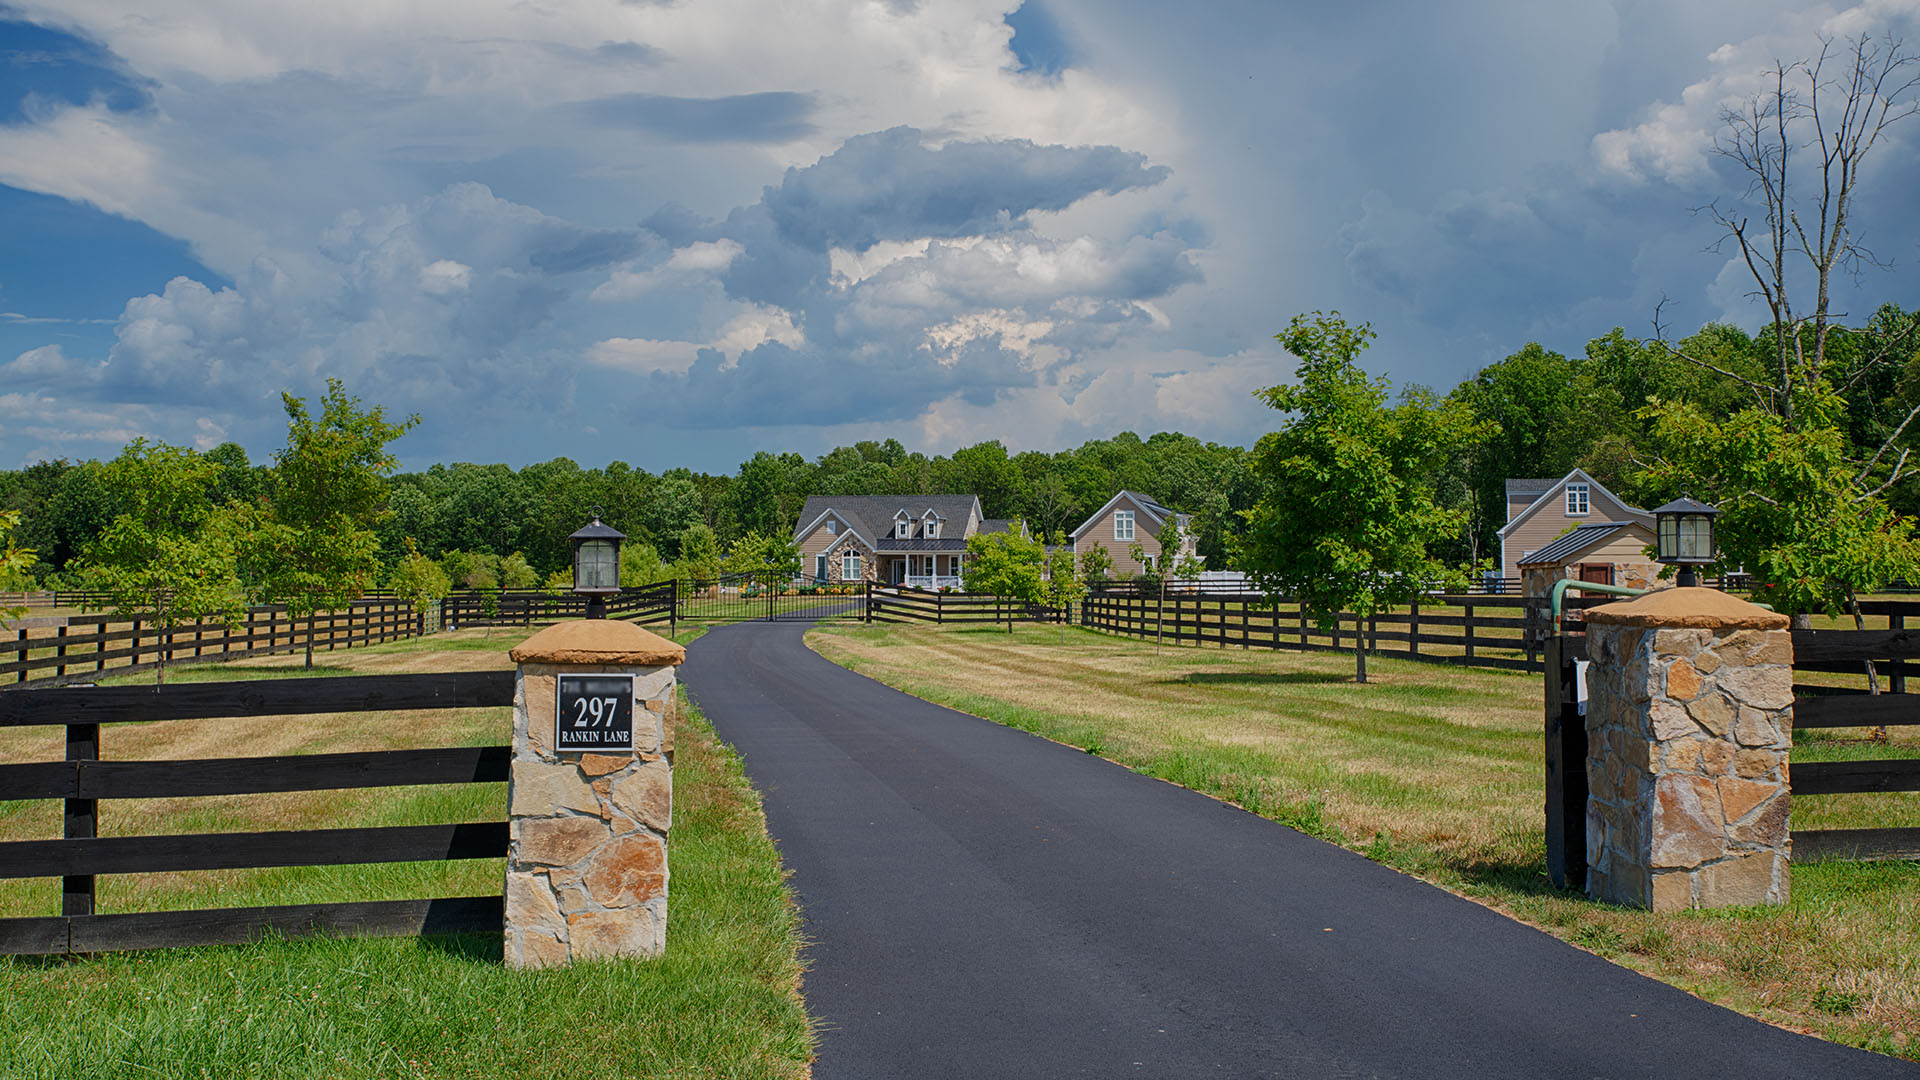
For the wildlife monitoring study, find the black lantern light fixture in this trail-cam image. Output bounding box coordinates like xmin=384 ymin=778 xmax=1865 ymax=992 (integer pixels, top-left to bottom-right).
xmin=569 ymin=510 xmax=625 ymax=619
xmin=1652 ymin=494 xmax=1720 ymax=588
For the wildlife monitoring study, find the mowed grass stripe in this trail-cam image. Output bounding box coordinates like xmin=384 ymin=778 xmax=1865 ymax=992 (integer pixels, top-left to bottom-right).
xmin=808 ymin=620 xmax=1919 ymax=1062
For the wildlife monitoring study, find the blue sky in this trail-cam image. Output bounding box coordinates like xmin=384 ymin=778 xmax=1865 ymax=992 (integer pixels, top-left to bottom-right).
xmin=2 ymin=0 xmax=1918 ymax=471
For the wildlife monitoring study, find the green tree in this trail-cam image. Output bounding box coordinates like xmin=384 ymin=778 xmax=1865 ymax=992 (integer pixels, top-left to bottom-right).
xmin=644 ymin=476 xmax=704 ymax=557
xmin=724 ymin=531 xmax=803 ymax=580
xmin=498 ymin=551 xmax=540 ymax=590
xmin=1639 ymin=382 xmax=1920 ymax=619
xmin=250 ymin=379 xmax=419 ymax=666
xmin=620 ymin=542 xmax=669 ymax=586
xmin=1043 ymin=531 xmax=1081 ymax=642
xmin=675 ymin=524 xmax=723 ymax=582
xmin=82 ymin=440 xmax=246 ymax=683
xmin=388 ymin=538 xmax=452 ymax=620
xmin=1235 ymin=312 xmax=1486 ymax=682
xmin=0 ymin=509 xmax=37 ymax=627
xmin=962 ymin=524 xmax=1046 ymax=632
xmin=1079 ymin=543 xmax=1114 ymax=584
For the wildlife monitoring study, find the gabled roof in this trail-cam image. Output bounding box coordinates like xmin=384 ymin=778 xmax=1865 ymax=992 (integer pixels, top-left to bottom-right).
xmin=1520 ymin=521 xmax=1652 ymax=567
xmin=794 ymin=495 xmax=982 ymax=542
xmin=793 ymin=507 xmax=877 ymax=551
xmin=1068 ymin=490 xmax=1176 ymax=541
xmin=977 ymin=518 xmax=1020 ymax=536
xmin=1496 ymin=468 xmax=1651 ymax=538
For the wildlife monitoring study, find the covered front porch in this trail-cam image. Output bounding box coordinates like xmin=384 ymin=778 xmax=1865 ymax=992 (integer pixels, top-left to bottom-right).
xmin=880 ymin=552 xmax=964 ymax=590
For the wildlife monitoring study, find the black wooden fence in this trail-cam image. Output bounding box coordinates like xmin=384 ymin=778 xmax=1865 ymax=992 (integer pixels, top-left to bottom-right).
xmin=1079 ymin=588 xmax=1543 ymax=673
xmin=5 ymin=600 xmax=418 ymax=688
xmin=0 ymin=671 xmax=513 ymax=956
xmin=867 ymin=585 xmax=1066 ymax=626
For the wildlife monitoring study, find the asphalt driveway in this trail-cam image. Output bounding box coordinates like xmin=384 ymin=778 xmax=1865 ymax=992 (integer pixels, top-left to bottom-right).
xmin=680 ymin=618 xmax=1915 ymax=1080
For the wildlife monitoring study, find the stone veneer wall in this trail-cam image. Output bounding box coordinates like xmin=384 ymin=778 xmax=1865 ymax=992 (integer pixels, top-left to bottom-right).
xmin=504 ymin=621 xmax=684 ymax=969
xmin=1582 ymin=590 xmax=1793 ymax=912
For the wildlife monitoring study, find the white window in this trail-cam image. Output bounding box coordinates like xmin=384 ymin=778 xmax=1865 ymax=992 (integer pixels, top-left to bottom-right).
xmin=1114 ymin=510 xmax=1135 ymax=541
xmin=1140 ymin=554 xmax=1155 ymax=571
xmin=815 ymin=554 xmax=828 ymax=581
xmin=896 ymin=516 xmax=911 ymax=539
xmin=825 ymin=519 xmax=837 ymax=535
xmin=1566 ymin=483 xmax=1590 ymax=516
xmin=842 ymin=551 xmax=862 ymax=580
xmin=926 ymin=516 xmax=940 ymax=538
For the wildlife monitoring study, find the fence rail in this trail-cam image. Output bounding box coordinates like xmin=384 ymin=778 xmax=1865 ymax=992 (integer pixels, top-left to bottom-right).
xmin=0 ymin=670 xmax=514 ymax=956
xmin=4 ymin=600 xmax=419 ymax=688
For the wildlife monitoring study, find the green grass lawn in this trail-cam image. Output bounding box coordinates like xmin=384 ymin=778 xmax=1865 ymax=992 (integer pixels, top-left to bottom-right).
xmin=809 ymin=620 xmax=1919 ymax=1061
xmin=0 ymin=628 xmax=814 ymax=1079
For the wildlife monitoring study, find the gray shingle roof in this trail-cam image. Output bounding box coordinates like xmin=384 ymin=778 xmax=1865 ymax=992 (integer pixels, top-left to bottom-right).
xmin=794 ymin=494 xmax=982 ymax=547
xmin=1520 ymin=522 xmax=1637 ymax=567
xmin=1505 ymin=478 xmax=1562 ymax=499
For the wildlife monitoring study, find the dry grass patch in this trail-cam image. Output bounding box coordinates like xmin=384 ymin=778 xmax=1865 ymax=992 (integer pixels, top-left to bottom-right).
xmin=809 ymin=620 xmax=1919 ymax=1061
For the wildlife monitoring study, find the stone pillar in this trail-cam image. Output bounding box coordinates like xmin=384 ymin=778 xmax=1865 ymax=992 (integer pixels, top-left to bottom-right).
xmin=504 ymin=620 xmax=685 ymax=968
xmin=1582 ymin=588 xmax=1793 ymax=912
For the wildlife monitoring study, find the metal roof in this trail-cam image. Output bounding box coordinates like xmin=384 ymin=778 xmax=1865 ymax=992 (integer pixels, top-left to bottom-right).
xmin=1519 ymin=521 xmax=1639 ymax=567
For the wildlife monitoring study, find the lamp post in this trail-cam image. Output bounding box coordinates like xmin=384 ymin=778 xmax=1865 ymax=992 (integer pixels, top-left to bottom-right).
xmin=569 ymin=511 xmax=625 ymax=619
xmin=1652 ymin=495 xmax=1720 ymax=588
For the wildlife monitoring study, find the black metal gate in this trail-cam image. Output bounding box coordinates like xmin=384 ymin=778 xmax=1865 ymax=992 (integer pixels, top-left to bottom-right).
xmin=674 ymin=575 xmax=866 ymax=625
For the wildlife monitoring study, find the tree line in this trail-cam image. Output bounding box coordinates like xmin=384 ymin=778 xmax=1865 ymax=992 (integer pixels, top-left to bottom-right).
xmin=6 ymin=298 xmax=1913 ymax=605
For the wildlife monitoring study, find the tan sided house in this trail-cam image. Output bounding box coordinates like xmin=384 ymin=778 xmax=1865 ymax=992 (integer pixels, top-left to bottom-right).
xmin=794 ymin=495 xmax=1022 ymax=588
xmin=1499 ymin=469 xmax=1659 ymax=595
xmin=1068 ymin=490 xmax=1201 ymax=578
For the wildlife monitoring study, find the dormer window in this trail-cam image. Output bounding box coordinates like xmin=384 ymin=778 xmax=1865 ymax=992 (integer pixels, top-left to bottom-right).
xmin=895 ymin=512 xmax=911 ymax=539
xmin=1566 ymin=483 xmax=1590 ymax=516
xmin=825 ymin=519 xmax=838 ymax=535
xmin=925 ymin=513 xmax=940 ymax=539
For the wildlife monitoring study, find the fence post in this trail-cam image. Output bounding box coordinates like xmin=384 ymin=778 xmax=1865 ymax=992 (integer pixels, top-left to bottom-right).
xmin=1463 ymin=601 xmax=1476 ymax=662
xmin=1542 ymin=633 xmax=1585 ymax=890
xmin=64 ymin=720 xmax=99 ymax=918
xmin=1893 ymin=611 xmax=1907 ymax=695
xmin=1409 ymin=599 xmax=1421 ymax=660
xmin=13 ymin=628 xmax=23 ymax=684
xmin=55 ymin=624 xmax=68 ymax=679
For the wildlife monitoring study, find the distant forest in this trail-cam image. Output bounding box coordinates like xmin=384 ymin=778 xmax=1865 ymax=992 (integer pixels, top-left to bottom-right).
xmin=5 ymin=308 xmax=1918 ymax=587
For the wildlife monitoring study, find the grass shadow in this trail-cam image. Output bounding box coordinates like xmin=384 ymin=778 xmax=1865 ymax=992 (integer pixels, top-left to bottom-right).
xmin=1164 ymin=671 xmax=1351 ymax=686
xmin=413 ymin=930 xmax=504 ymax=965
xmin=1450 ymin=857 xmax=1579 ymax=901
